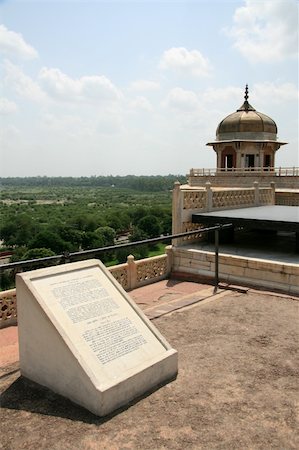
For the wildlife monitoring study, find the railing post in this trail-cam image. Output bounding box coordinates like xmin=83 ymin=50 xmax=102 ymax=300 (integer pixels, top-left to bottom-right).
xmin=127 ymin=254 xmax=137 ymax=290
xmin=172 ymin=181 xmax=183 ymax=246
xmin=254 ymin=181 xmax=259 ymax=206
xmin=165 ymin=245 xmax=173 ymax=276
xmin=270 ymin=181 xmax=276 ymax=205
xmin=62 ymin=251 xmax=70 ymax=264
xmin=214 ymin=228 xmax=219 ymax=294
xmin=205 ymin=181 xmax=212 ymax=211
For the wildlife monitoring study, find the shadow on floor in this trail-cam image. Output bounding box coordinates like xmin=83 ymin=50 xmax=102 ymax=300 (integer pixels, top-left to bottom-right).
xmin=1 ymin=372 xmax=177 ymax=425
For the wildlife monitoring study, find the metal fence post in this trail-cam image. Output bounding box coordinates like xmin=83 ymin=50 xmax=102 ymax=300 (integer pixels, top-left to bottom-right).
xmin=214 ymin=228 xmax=219 ymax=294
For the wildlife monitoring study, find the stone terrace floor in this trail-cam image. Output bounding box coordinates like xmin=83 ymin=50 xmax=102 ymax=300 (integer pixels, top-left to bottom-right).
xmin=0 ymin=279 xmax=298 ymax=449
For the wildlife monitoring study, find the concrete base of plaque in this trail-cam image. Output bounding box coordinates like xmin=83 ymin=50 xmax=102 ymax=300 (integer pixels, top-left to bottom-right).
xmin=16 ymin=259 xmax=178 ymax=417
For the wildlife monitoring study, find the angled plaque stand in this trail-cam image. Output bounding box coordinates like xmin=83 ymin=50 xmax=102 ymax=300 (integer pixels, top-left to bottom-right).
xmin=16 ymin=259 xmax=178 ymax=416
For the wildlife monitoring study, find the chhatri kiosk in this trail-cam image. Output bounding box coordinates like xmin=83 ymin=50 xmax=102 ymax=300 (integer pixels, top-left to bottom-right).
xmin=188 ymin=85 xmax=297 ymax=189
xmin=207 ymin=85 xmax=286 ymax=171
xmin=171 ymin=86 xmax=299 ymax=295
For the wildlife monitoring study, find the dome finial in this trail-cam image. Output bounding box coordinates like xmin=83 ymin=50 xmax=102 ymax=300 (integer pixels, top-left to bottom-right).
xmin=244 ymin=84 xmax=249 ymax=102
xmin=237 ymin=85 xmax=255 ymax=112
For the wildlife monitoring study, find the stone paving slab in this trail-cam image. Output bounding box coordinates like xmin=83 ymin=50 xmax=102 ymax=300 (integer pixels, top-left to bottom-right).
xmin=0 ymin=325 xmax=19 ymax=368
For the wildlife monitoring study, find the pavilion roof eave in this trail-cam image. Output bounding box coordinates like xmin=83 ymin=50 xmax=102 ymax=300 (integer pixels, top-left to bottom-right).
xmin=206 ymin=139 xmax=288 ymax=147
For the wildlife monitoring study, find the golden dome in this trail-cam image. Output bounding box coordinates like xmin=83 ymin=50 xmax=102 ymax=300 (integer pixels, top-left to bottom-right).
xmin=215 ymin=85 xmax=278 ymax=141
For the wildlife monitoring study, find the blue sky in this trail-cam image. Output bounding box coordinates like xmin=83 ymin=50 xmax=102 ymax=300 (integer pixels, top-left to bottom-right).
xmin=0 ymin=0 xmax=298 ymax=176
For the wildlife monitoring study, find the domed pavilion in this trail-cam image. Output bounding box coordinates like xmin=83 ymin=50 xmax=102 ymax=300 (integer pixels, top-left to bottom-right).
xmin=206 ymin=85 xmax=287 ymax=171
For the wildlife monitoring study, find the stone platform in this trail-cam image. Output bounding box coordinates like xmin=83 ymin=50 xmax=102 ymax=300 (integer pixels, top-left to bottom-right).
xmin=1 ymin=280 xmax=298 ymax=449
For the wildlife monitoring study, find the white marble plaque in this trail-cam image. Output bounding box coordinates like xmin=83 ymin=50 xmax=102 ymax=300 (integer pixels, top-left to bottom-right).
xmin=16 ymin=259 xmax=178 ymax=416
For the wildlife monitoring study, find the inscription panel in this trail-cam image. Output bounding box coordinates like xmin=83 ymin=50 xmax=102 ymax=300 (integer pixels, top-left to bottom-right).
xmin=31 ymin=263 xmax=166 ymax=386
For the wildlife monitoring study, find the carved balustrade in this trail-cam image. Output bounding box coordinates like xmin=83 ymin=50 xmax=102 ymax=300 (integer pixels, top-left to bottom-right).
xmin=212 ymin=189 xmax=255 ymax=209
xmin=0 ymin=250 xmax=171 ymax=328
xmin=259 ymin=188 xmax=274 ymax=205
xmin=183 ymin=190 xmax=206 ymax=210
xmin=181 ymin=222 xmax=204 ymax=243
xmin=108 ymin=263 xmax=129 ymax=291
xmin=0 ymin=289 xmax=17 ymax=328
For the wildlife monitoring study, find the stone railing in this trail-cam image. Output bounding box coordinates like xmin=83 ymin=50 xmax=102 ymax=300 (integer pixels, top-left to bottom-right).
xmin=212 ymin=189 xmax=255 ymax=209
xmin=275 ymin=190 xmax=299 ymax=206
xmin=183 ymin=190 xmax=206 ymax=210
xmin=189 ymin=167 xmax=299 ymax=177
xmin=172 ymin=181 xmax=275 ymax=245
xmin=0 ymin=289 xmax=17 ymax=328
xmin=181 ymin=183 xmax=274 ymax=213
xmin=0 ymin=249 xmax=172 ymax=329
xmin=188 ymin=167 xmax=299 ymax=188
xmin=181 ymin=222 xmax=204 ymax=244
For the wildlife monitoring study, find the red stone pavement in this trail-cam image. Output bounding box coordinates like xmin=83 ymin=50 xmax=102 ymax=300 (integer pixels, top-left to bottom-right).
xmin=0 ymin=279 xmax=214 ymax=369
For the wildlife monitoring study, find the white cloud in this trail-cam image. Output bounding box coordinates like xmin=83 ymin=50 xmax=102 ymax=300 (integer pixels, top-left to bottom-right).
xmin=38 ymin=67 xmax=122 ymax=103
xmin=227 ymin=0 xmax=298 ymax=62
xmin=0 ymin=24 xmax=38 ymax=60
xmin=202 ymin=86 xmax=243 ymax=104
xmin=201 ymin=83 xmax=298 ymax=115
xmin=1 ymin=125 xmax=20 ymax=152
xmin=0 ymin=98 xmax=18 ymax=114
xmin=251 ymin=82 xmax=299 ymax=103
xmin=160 ymin=47 xmax=212 ymax=77
xmin=129 ymin=80 xmax=160 ymax=91
xmin=4 ymin=60 xmax=46 ymax=102
xmin=129 ymin=96 xmax=153 ymax=112
xmin=164 ymin=87 xmax=200 ymax=112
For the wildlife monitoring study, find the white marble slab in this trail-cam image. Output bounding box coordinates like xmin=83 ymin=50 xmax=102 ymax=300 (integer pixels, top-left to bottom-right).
xmin=16 ymin=259 xmax=178 ymax=416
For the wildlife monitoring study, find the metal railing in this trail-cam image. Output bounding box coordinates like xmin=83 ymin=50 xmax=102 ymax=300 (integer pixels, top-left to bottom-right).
xmin=0 ymin=224 xmax=233 ymax=292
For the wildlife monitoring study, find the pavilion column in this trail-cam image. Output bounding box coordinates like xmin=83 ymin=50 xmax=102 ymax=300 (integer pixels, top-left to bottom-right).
xmin=216 ymin=148 xmax=222 ymax=170
xmin=236 ymin=149 xmax=242 ymax=169
xmin=259 ymin=149 xmax=264 ymax=169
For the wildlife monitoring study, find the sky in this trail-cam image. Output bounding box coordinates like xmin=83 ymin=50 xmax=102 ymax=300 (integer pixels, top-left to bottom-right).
xmin=0 ymin=0 xmax=298 ymax=177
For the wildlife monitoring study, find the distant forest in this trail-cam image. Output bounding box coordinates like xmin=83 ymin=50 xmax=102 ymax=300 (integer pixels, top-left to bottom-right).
xmin=0 ymin=175 xmax=187 ymax=191
xmin=0 ymin=176 xmax=188 ymax=289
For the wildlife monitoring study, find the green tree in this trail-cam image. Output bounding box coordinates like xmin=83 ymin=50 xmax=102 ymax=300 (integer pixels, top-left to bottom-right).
xmin=55 ymin=224 xmax=82 ymax=251
xmin=21 ymin=248 xmax=56 ymax=270
xmin=0 ymin=213 xmax=40 ymax=247
xmin=95 ymin=226 xmax=116 ymax=245
xmin=81 ymin=231 xmax=105 ymax=250
xmin=137 ymin=214 xmax=162 ymax=238
xmin=69 ymin=214 xmax=99 ymax=232
xmin=28 ymin=230 xmax=72 ymax=254
xmin=0 ymin=271 xmax=14 ymax=290
xmin=105 ymin=211 xmax=131 ymax=233
xmin=21 ymin=248 xmax=56 ymax=260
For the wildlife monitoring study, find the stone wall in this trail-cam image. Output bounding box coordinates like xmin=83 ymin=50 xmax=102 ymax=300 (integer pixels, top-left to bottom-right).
xmin=275 ymin=190 xmax=299 ymax=206
xmin=172 ymin=246 xmax=299 ymax=296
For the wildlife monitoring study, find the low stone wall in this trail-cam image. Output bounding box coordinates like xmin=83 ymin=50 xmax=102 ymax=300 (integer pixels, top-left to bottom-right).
xmin=172 ymin=246 xmax=299 ymax=296
xmin=2 ymin=238 xmax=298 ymax=329
xmin=172 ymin=181 xmax=275 ymax=245
xmin=275 ymin=190 xmax=299 ymax=206
xmin=0 ymin=250 xmax=172 ymax=329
